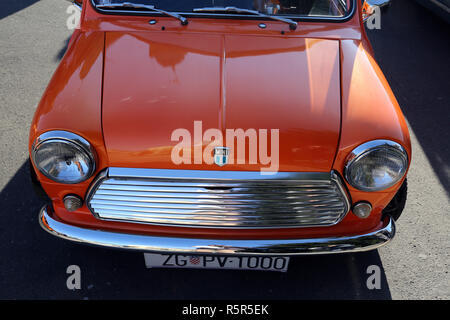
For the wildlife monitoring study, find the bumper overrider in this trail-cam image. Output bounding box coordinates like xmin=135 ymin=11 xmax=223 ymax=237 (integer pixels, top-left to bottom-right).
xmin=39 ymin=206 xmax=395 ymax=255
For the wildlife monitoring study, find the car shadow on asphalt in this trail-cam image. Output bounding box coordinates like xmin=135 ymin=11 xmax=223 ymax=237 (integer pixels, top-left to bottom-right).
xmin=0 ymin=161 xmax=391 ymax=299
xmin=366 ymin=0 xmax=450 ymax=198
xmin=0 ymin=0 xmax=41 ymax=20
xmin=54 ymin=36 xmax=71 ymax=62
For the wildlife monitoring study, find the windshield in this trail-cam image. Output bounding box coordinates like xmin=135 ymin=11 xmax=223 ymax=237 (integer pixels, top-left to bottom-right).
xmin=93 ymin=0 xmax=352 ymax=18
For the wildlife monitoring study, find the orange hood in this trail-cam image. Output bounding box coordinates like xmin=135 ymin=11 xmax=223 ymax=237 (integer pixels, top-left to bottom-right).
xmin=102 ymin=31 xmax=341 ymax=172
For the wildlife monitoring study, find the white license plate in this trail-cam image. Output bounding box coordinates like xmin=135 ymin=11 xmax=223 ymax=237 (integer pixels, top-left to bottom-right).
xmin=144 ymin=253 xmax=290 ymax=272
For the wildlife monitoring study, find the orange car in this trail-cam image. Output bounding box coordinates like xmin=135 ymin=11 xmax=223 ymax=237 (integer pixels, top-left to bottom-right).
xmin=29 ymin=0 xmax=410 ymax=271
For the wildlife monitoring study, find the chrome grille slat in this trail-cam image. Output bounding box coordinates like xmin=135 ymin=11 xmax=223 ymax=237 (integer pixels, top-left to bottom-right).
xmin=96 ymin=211 xmax=338 ymax=226
xmin=90 ymin=204 xmax=344 ymax=215
xmin=90 ymin=195 xmax=341 ymax=206
xmin=87 ymin=168 xmax=350 ymax=229
xmin=94 ymin=190 xmax=339 ymax=200
xmin=102 ymin=179 xmax=331 ymax=188
xmin=89 ymin=199 xmax=344 ymax=209
xmin=97 ymin=184 xmax=337 ymax=194
xmin=95 ymin=208 xmax=339 ymax=219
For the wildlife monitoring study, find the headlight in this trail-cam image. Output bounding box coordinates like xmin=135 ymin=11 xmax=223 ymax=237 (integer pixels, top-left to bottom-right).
xmin=31 ymin=131 xmax=96 ymax=184
xmin=345 ymin=140 xmax=408 ymax=191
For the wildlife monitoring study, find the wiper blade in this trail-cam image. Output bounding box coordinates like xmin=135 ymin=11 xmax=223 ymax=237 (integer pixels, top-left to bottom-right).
xmin=96 ymin=2 xmax=188 ymax=25
xmin=193 ymin=6 xmax=297 ymax=30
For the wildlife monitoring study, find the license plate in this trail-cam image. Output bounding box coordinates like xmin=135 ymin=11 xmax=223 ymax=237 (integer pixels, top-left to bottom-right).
xmin=144 ymin=253 xmax=290 ymax=272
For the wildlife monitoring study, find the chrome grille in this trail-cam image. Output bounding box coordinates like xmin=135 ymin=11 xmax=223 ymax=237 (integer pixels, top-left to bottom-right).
xmin=86 ymin=168 xmax=350 ymax=229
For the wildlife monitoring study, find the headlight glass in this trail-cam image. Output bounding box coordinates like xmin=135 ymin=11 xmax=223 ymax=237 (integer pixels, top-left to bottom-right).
xmin=32 ymin=131 xmax=96 ymax=184
xmin=345 ymin=140 xmax=408 ymax=191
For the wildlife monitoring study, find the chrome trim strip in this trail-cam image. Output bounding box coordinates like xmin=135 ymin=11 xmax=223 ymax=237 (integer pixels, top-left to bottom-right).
xmin=85 ymin=168 xmax=109 ymax=213
xmin=39 ymin=205 xmax=395 ymax=255
xmin=108 ymin=167 xmax=331 ymax=181
xmin=86 ymin=168 xmax=350 ymax=229
xmin=66 ymin=0 xmax=82 ymax=10
xmin=331 ymin=171 xmax=351 ymax=218
xmin=73 ymin=1 xmax=82 ymax=11
xmin=32 ymin=130 xmax=95 ymax=157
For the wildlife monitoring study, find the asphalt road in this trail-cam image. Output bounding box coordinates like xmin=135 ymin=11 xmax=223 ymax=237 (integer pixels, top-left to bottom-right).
xmin=0 ymin=0 xmax=449 ymax=300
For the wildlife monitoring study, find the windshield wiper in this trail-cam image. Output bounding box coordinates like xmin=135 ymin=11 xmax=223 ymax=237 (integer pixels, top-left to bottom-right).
xmin=193 ymin=6 xmax=297 ymax=30
xmin=96 ymin=2 xmax=188 ymax=25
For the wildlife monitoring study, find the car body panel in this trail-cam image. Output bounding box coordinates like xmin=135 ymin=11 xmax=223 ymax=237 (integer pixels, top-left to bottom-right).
xmin=102 ymin=32 xmax=341 ymax=172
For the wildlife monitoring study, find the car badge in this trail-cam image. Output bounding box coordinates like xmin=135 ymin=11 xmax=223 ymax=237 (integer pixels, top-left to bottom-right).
xmin=214 ymin=147 xmax=230 ymax=167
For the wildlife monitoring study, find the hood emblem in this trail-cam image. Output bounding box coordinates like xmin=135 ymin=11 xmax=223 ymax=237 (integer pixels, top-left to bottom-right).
xmin=214 ymin=147 xmax=230 ymax=167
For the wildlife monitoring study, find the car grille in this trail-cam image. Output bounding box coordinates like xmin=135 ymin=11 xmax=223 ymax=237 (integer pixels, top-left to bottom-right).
xmin=86 ymin=168 xmax=350 ymax=229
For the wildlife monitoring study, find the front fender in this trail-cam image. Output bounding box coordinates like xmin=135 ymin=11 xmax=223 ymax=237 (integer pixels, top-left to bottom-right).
xmin=28 ymin=31 xmax=108 ymax=202
xmin=333 ymin=39 xmax=412 ymax=221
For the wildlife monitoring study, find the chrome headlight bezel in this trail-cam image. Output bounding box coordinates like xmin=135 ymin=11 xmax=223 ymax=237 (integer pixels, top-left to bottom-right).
xmin=344 ymin=140 xmax=409 ymax=192
xmin=31 ymin=131 xmax=96 ymax=184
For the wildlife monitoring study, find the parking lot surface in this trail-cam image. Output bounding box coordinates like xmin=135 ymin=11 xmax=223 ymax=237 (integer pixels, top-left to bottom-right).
xmin=0 ymin=0 xmax=448 ymax=299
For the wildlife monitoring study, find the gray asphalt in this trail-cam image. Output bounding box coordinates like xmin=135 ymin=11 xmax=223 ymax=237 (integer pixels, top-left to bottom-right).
xmin=0 ymin=0 xmax=449 ymax=299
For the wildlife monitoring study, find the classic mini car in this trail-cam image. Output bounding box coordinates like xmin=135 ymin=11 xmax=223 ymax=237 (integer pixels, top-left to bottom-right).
xmin=30 ymin=0 xmax=411 ymax=270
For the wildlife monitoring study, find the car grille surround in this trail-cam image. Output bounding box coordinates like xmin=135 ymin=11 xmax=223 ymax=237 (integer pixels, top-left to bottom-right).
xmin=86 ymin=168 xmax=350 ymax=229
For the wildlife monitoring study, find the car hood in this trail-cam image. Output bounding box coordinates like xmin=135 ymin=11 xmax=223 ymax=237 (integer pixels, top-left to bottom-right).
xmin=102 ymin=32 xmax=341 ymax=172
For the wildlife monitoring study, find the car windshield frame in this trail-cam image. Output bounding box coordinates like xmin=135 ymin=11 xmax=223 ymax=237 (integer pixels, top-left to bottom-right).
xmin=89 ymin=0 xmax=357 ymax=23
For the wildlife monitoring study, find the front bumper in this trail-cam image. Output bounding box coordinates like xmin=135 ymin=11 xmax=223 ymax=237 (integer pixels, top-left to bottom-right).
xmin=39 ymin=205 xmax=395 ymax=255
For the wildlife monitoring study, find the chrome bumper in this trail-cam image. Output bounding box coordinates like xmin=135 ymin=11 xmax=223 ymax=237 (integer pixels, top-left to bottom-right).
xmin=39 ymin=206 xmax=395 ymax=255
